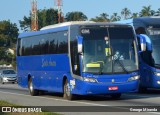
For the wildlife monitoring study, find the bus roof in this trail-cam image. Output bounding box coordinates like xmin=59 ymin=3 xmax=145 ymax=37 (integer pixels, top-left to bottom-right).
xmin=116 ymin=16 xmax=160 ymax=27
xmin=40 ymin=21 xmax=95 ymax=30
xmin=18 ymin=21 xmax=132 ymax=38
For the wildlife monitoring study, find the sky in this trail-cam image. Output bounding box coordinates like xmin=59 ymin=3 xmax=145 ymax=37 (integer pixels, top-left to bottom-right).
xmin=0 ymin=0 xmax=160 ymax=31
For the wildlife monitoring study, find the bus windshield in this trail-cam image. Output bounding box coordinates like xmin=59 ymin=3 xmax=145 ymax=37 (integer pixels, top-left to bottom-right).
xmin=147 ymin=28 xmax=160 ymax=65
xmin=81 ymin=26 xmax=138 ymax=74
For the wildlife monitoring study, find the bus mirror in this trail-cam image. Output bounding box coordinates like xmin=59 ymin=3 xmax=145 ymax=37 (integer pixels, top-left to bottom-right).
xmin=137 ymin=34 xmax=147 ymax=52
xmin=77 ymin=36 xmax=83 ymax=53
xmin=138 ymin=34 xmax=152 ymax=52
xmin=141 ymin=42 xmax=146 ymax=52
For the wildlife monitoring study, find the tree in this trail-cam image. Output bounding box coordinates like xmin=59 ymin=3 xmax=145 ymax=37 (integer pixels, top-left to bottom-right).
xmin=121 ymin=8 xmax=131 ymax=19
xmin=0 ymin=20 xmax=18 ymax=66
xmin=131 ymin=13 xmax=139 ymax=18
xmin=90 ymin=13 xmax=110 ymax=22
xmin=0 ymin=20 xmax=18 ymax=46
xmin=155 ymin=8 xmax=160 ymax=16
xmin=19 ymin=8 xmax=59 ymax=31
xmin=110 ymin=13 xmax=121 ymax=21
xmin=139 ymin=5 xmax=155 ymax=17
xmin=65 ymin=11 xmax=88 ymax=21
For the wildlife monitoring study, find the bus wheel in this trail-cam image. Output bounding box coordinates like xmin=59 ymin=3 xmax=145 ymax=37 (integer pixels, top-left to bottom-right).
xmin=111 ymin=93 xmax=121 ymax=99
xmin=63 ymin=79 xmax=75 ymax=100
xmin=28 ymin=78 xmax=39 ymax=96
xmin=1 ymin=78 xmax=4 ymax=84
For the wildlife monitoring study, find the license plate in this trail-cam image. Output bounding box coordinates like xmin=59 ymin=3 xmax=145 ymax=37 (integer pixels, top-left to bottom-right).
xmin=108 ymin=86 xmax=118 ymax=91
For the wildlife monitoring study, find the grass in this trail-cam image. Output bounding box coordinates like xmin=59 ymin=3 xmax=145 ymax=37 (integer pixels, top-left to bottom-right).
xmin=0 ymin=100 xmax=60 ymax=115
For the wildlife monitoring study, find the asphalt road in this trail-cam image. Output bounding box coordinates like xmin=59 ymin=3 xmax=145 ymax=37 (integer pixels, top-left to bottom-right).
xmin=0 ymin=83 xmax=160 ymax=115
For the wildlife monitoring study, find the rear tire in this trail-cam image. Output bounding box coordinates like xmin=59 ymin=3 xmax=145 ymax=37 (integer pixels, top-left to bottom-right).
xmin=28 ymin=78 xmax=39 ymax=96
xmin=111 ymin=93 xmax=121 ymax=99
xmin=63 ymin=79 xmax=75 ymax=100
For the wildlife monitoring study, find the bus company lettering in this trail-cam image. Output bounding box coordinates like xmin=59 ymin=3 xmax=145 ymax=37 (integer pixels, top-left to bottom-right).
xmin=81 ymin=29 xmax=90 ymax=34
xmin=42 ymin=60 xmax=56 ymax=67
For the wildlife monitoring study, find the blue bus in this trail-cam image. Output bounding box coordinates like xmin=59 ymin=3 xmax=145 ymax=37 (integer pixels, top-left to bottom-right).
xmin=17 ymin=22 xmax=140 ymax=100
xmin=116 ymin=17 xmax=160 ymax=92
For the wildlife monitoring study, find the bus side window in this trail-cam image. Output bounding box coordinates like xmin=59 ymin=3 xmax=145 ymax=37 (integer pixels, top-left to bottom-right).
xmin=17 ymin=39 xmax=22 ymax=56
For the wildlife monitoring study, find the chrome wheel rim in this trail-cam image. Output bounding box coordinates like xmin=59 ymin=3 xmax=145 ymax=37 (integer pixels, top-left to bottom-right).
xmin=65 ymin=83 xmax=70 ymax=96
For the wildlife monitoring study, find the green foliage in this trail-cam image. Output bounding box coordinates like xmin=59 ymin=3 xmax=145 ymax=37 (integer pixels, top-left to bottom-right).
xmin=131 ymin=13 xmax=139 ymax=18
xmin=0 ymin=20 xmax=17 ymax=67
xmin=19 ymin=16 xmax=31 ymax=32
xmin=155 ymin=8 xmax=160 ymax=16
xmin=139 ymin=5 xmax=155 ymax=17
xmin=38 ymin=9 xmax=58 ymax=29
xmin=0 ymin=20 xmax=18 ymax=46
xmin=90 ymin=6 xmax=160 ymax=22
xmin=90 ymin=13 xmax=110 ymax=22
xmin=19 ymin=9 xmax=59 ymax=31
xmin=121 ymin=8 xmax=131 ymax=19
xmin=65 ymin=11 xmax=88 ymax=21
xmin=110 ymin=13 xmax=121 ymax=21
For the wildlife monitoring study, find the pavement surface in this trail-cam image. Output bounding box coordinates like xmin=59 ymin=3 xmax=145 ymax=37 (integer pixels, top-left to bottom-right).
xmin=0 ymin=83 xmax=160 ymax=115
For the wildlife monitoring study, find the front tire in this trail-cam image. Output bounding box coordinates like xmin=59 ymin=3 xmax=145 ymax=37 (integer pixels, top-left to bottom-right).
xmin=63 ymin=79 xmax=75 ymax=100
xmin=28 ymin=78 xmax=39 ymax=96
xmin=1 ymin=78 xmax=4 ymax=84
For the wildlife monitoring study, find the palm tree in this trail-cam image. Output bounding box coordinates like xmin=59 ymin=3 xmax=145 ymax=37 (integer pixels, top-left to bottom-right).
xmin=155 ymin=8 xmax=160 ymax=16
xmin=100 ymin=13 xmax=110 ymax=21
xmin=110 ymin=13 xmax=121 ymax=22
xmin=90 ymin=13 xmax=110 ymax=22
xmin=131 ymin=13 xmax=139 ymax=18
xmin=121 ymin=8 xmax=131 ymax=19
xmin=139 ymin=5 xmax=155 ymax=17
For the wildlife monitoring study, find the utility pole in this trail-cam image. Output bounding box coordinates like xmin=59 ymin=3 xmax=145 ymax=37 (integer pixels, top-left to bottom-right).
xmin=31 ymin=0 xmax=38 ymax=31
xmin=54 ymin=0 xmax=64 ymax=23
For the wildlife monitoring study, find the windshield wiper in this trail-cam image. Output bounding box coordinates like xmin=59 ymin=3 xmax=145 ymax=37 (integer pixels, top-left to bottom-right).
xmin=114 ymin=58 xmax=129 ymax=74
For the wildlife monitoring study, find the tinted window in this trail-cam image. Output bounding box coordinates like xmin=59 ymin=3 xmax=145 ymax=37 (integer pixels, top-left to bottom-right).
xmin=17 ymin=39 xmax=22 ymax=56
xmin=20 ymin=31 xmax=68 ymax=56
xmin=57 ymin=31 xmax=68 ymax=53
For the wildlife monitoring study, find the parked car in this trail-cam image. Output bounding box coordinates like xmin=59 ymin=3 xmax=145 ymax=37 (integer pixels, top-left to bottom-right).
xmin=0 ymin=69 xmax=17 ymax=84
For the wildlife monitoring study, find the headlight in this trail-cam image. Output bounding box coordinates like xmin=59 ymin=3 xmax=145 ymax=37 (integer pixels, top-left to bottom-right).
xmin=3 ymin=77 xmax=7 ymax=80
xmin=154 ymin=72 xmax=160 ymax=76
xmin=128 ymin=75 xmax=140 ymax=82
xmin=157 ymin=81 xmax=160 ymax=84
xmin=84 ymin=77 xmax=97 ymax=83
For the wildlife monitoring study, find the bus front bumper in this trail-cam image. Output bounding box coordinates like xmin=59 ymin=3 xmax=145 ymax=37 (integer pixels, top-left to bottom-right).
xmin=73 ymin=80 xmax=139 ymax=95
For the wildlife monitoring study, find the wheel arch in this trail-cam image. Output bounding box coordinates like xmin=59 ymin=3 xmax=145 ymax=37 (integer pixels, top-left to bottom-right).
xmin=62 ymin=76 xmax=68 ymax=88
